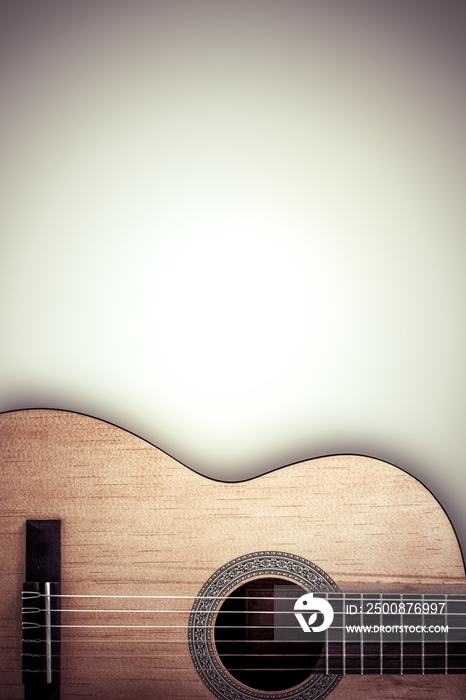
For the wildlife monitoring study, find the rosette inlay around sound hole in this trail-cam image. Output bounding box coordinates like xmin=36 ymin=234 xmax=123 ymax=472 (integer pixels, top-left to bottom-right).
xmin=188 ymin=552 xmax=342 ymax=700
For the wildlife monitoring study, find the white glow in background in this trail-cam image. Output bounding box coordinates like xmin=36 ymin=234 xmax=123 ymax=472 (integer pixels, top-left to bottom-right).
xmin=1 ymin=2 xmax=465 ymax=546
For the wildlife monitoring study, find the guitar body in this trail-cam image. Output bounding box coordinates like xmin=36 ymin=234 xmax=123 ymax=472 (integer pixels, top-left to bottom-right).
xmin=0 ymin=409 xmax=465 ymax=699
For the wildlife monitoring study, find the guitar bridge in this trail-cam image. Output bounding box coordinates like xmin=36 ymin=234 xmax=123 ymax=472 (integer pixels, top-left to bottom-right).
xmin=22 ymin=520 xmax=61 ymax=699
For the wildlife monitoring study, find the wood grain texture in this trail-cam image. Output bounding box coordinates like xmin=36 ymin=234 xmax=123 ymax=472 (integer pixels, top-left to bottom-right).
xmin=0 ymin=409 xmax=465 ymax=699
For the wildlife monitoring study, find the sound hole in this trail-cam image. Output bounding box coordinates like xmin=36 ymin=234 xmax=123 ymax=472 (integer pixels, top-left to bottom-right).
xmin=213 ymin=577 xmax=324 ymax=692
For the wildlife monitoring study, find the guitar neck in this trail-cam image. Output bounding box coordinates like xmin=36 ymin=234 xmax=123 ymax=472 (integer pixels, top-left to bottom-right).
xmin=315 ymin=592 xmax=466 ymax=675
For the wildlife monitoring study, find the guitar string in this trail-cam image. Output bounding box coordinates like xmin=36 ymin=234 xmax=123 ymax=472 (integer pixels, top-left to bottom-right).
xmin=22 ymin=623 xmax=466 ymax=630
xmin=22 ymin=668 xmax=466 ymax=671
xmin=21 ymin=648 xmax=466 ymax=656
xmin=21 ymin=607 xmax=466 ymax=615
xmin=21 ymin=651 xmax=466 ymax=671
xmin=21 ymin=638 xmax=299 ymax=644
xmin=21 ymin=637 xmax=465 ymax=644
xmin=21 ymin=592 xmax=466 ymax=603
xmin=21 ymin=608 xmax=347 ymax=614
xmin=23 ymin=667 xmax=465 ymax=672
xmin=21 ymin=594 xmax=318 ymax=601
xmin=22 ymin=592 xmax=466 ymax=598
xmin=22 ymin=651 xmax=466 ymax=668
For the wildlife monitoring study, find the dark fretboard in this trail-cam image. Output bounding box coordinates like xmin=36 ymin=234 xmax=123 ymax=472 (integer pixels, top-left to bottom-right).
xmin=313 ymin=592 xmax=466 ymax=675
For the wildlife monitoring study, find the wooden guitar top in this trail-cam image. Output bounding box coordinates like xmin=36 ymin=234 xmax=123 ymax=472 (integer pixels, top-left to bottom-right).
xmin=0 ymin=409 xmax=465 ymax=698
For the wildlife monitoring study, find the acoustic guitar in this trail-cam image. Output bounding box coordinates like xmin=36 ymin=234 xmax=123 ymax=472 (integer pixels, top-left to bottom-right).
xmin=0 ymin=409 xmax=465 ymax=699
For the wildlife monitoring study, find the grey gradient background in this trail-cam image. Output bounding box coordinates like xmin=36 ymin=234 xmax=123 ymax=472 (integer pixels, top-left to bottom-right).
xmin=1 ymin=2 xmax=466 ymax=551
